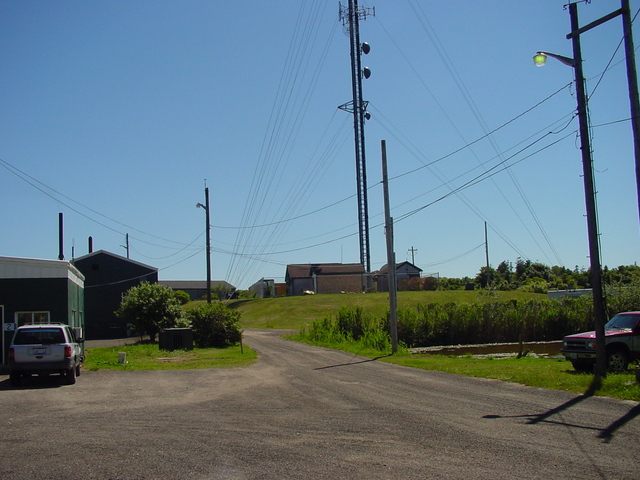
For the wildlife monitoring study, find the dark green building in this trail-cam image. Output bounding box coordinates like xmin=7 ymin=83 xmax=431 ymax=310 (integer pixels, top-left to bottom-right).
xmin=0 ymin=256 xmax=85 ymax=366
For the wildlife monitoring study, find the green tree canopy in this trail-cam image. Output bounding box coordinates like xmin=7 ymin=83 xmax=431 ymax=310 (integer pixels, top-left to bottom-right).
xmin=115 ymin=282 xmax=184 ymax=341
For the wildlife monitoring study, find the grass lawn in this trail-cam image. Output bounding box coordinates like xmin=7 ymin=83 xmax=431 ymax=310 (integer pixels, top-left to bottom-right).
xmin=287 ymin=335 xmax=640 ymax=402
xmin=218 ymin=290 xmax=547 ymax=330
xmin=84 ymin=342 xmax=256 ymax=371
xmin=385 ymin=353 xmax=640 ymax=402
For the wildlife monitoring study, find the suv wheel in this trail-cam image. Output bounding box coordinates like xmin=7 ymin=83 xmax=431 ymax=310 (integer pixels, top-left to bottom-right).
xmin=9 ymin=372 xmax=21 ymax=387
xmin=65 ymin=366 xmax=77 ymax=385
xmin=607 ymin=349 xmax=629 ymax=373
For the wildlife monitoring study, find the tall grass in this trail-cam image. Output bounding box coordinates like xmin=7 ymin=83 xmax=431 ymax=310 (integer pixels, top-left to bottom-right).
xmin=302 ymin=306 xmax=391 ymax=351
xmin=300 ymin=296 xmax=601 ymax=348
xmin=397 ymin=296 xmax=597 ymax=346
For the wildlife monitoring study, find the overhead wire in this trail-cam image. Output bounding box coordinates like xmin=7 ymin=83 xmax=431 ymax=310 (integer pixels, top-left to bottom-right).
xmin=0 ymin=157 xmax=201 ymax=250
xmin=226 ymin=0 xmax=344 ymax=288
xmin=404 ymin=0 xmax=563 ymax=266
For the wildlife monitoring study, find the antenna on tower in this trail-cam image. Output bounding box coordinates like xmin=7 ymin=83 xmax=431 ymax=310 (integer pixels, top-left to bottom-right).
xmin=338 ymin=1 xmax=375 ymax=274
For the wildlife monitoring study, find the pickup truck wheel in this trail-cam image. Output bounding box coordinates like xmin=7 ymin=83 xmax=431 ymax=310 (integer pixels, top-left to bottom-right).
xmin=75 ymin=363 xmax=81 ymax=377
xmin=607 ymin=349 xmax=629 ymax=373
xmin=9 ymin=372 xmax=21 ymax=387
xmin=65 ymin=366 xmax=77 ymax=385
xmin=571 ymin=361 xmax=592 ymax=373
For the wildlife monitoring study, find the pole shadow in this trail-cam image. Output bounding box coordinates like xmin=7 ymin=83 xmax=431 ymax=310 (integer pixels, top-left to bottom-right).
xmin=314 ymin=354 xmax=393 ymax=370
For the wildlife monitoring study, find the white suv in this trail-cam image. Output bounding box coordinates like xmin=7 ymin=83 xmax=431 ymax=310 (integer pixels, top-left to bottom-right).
xmin=8 ymin=324 xmax=84 ymax=387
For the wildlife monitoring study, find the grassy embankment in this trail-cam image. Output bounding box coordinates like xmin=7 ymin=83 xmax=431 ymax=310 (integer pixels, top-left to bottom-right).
xmin=224 ymin=290 xmax=547 ymax=329
xmin=226 ymin=290 xmax=640 ymax=402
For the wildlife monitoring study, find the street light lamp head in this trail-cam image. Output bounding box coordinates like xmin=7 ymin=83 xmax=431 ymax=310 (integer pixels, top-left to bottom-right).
xmin=533 ymin=52 xmax=548 ymax=67
xmin=533 ymin=51 xmax=576 ymax=68
xmin=196 ymin=203 xmax=206 ymax=210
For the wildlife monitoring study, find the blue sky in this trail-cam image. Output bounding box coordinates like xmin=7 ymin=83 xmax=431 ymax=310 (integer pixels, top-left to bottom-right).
xmin=1 ymin=0 xmax=639 ymax=289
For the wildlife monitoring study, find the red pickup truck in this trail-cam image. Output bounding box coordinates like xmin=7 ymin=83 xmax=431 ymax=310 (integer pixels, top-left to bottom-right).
xmin=561 ymin=311 xmax=640 ymax=372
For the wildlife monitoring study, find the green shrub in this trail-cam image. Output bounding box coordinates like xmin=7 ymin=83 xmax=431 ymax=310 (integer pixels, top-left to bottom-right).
xmin=173 ymin=290 xmax=191 ymax=305
xmin=187 ymin=302 xmax=242 ymax=348
xmin=115 ymin=282 xmax=184 ymax=341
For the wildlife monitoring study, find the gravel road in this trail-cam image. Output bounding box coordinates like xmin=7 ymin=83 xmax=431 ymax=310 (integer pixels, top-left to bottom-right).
xmin=1 ymin=329 xmax=639 ymax=479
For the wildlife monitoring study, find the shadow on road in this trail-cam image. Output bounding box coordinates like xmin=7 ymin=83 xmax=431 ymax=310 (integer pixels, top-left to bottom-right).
xmin=525 ymin=377 xmax=602 ymax=425
xmin=483 ymin=376 xmax=640 ymax=442
xmin=598 ymin=402 xmax=640 ymax=442
xmin=0 ymin=375 xmax=65 ymax=391
xmin=314 ymin=354 xmax=392 ymax=370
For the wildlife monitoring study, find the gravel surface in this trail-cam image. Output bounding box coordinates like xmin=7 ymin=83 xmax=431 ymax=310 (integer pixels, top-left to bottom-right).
xmin=1 ymin=329 xmax=638 ymax=479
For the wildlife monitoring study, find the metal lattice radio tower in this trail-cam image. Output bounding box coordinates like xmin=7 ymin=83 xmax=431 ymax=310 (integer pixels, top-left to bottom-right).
xmin=338 ymin=0 xmax=374 ymax=273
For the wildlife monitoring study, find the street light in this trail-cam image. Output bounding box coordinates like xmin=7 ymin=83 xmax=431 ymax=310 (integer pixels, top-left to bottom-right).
xmin=533 ymin=51 xmax=575 ymax=67
xmin=196 ymin=185 xmax=211 ymax=304
xmin=535 ymin=2 xmax=607 ymax=378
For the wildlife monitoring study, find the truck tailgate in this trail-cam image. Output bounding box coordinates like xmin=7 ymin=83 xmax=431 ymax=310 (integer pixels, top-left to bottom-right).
xmin=13 ymin=345 xmax=66 ymax=363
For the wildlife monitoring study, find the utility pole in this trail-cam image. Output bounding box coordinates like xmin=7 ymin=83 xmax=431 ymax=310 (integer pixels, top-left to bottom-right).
xmin=338 ymin=0 xmax=374 ymax=274
xmin=381 ymin=140 xmax=398 ymax=354
xmin=567 ymin=2 xmax=607 ymax=378
xmin=621 ymin=0 xmax=640 ymax=234
xmin=121 ymin=233 xmax=130 ymax=259
xmin=484 ymin=222 xmax=489 ymax=269
xmin=408 ymin=246 xmax=418 ymax=265
xmin=535 ymin=0 xmax=640 ymax=378
xmin=197 ymin=183 xmax=212 ymax=304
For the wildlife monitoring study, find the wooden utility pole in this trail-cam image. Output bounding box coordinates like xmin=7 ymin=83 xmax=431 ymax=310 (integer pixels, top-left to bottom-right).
xmin=621 ymin=0 xmax=640 ymax=234
xmin=567 ymin=2 xmax=607 ymax=378
xmin=381 ymin=140 xmax=398 ymax=353
xmin=408 ymin=246 xmax=418 ymax=265
xmin=484 ymin=222 xmax=489 ymax=269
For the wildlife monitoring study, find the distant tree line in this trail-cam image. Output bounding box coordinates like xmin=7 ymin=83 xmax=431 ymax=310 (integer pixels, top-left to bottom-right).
xmin=438 ymin=260 xmax=640 ymax=293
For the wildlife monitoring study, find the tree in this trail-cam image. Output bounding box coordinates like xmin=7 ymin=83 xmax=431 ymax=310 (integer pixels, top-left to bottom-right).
xmin=475 ymin=266 xmax=496 ymax=289
xmin=115 ymin=282 xmax=184 ymax=341
xmin=187 ymin=302 xmax=242 ymax=348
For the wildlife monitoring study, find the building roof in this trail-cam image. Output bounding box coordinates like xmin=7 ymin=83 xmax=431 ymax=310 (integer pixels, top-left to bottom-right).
xmin=286 ymin=263 xmax=365 ymax=278
xmin=159 ymin=280 xmax=235 ymax=290
xmin=376 ymin=261 xmax=422 ymax=274
xmin=73 ymin=250 xmax=157 ymax=272
xmin=0 ymin=255 xmax=85 ymax=286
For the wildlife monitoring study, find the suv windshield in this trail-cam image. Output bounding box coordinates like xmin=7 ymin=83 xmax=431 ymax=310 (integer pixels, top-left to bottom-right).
xmin=13 ymin=329 xmax=65 ymax=345
xmin=605 ymin=314 xmax=640 ymax=331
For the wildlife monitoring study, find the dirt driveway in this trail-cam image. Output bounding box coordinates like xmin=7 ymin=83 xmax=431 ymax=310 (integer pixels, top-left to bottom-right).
xmin=1 ymin=329 xmax=639 ymax=479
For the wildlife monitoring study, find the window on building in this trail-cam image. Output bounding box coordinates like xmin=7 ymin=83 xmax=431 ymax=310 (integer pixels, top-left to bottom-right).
xmin=15 ymin=311 xmax=51 ymax=326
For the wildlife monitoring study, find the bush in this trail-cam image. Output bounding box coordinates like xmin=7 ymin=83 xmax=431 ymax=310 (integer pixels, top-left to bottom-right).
xmin=173 ymin=290 xmax=191 ymax=305
xmin=606 ymin=278 xmax=640 ymax=315
xmin=187 ymin=302 xmax=242 ymax=348
xmin=115 ymin=282 xmax=184 ymax=341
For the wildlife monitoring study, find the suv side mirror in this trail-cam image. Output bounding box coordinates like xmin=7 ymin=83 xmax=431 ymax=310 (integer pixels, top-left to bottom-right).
xmin=72 ymin=327 xmax=84 ymax=343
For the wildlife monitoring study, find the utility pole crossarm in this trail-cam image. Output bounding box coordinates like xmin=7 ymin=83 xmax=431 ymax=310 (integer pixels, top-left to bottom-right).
xmin=566 ymin=8 xmax=624 ymax=39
